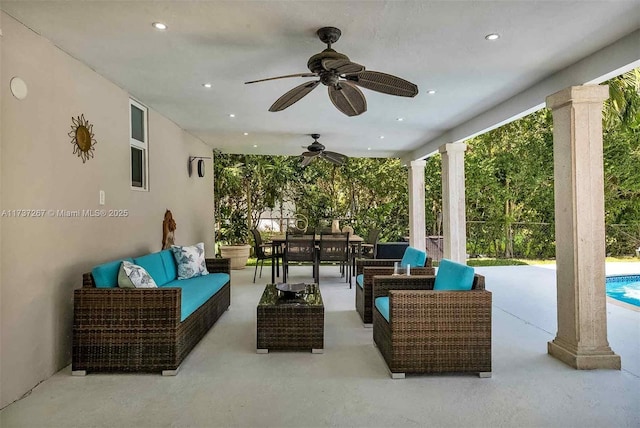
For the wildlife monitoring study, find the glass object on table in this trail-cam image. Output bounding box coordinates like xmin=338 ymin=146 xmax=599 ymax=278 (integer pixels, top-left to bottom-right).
xmin=392 ymin=261 xmax=410 ymax=276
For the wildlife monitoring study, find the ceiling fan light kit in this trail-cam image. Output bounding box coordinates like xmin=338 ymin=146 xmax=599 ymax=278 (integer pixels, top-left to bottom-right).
xmin=245 ymin=27 xmax=418 ymax=117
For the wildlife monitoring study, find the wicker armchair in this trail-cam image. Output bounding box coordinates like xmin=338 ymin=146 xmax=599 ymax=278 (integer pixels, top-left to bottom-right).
xmin=355 ymin=257 xmax=434 ymax=326
xmin=372 ymin=273 xmax=492 ymax=378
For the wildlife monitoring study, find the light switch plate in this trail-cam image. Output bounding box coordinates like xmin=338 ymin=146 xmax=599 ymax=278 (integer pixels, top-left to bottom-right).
xmin=99 ymin=190 xmax=105 ymax=205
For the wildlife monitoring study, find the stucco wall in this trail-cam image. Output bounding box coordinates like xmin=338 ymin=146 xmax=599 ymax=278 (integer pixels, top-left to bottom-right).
xmin=0 ymin=13 xmax=214 ymax=407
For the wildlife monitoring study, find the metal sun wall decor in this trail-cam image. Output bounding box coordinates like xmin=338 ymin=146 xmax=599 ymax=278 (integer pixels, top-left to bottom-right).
xmin=68 ymin=114 xmax=97 ymax=163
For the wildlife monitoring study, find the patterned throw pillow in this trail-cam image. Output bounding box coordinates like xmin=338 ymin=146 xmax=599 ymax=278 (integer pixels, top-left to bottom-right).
xmin=118 ymin=261 xmax=158 ymax=288
xmin=171 ymin=242 xmax=209 ymax=280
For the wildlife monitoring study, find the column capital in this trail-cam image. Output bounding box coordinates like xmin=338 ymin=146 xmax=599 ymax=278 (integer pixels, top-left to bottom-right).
xmin=546 ymin=85 xmax=609 ymax=110
xmin=409 ymin=160 xmax=426 ymax=168
xmin=438 ymin=142 xmax=467 ymax=154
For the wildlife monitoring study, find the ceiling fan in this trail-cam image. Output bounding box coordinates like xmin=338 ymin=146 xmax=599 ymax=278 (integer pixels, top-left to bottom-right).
xmin=300 ymin=134 xmax=347 ymax=167
xmin=245 ymin=27 xmax=419 ymax=117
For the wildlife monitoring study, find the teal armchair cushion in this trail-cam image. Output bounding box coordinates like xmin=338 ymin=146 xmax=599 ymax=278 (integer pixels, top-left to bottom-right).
xmin=134 ymin=252 xmax=170 ymax=286
xmin=92 ymin=257 xmax=134 ymax=288
xmin=356 ymin=274 xmax=364 ymax=289
xmin=375 ymin=297 xmax=390 ymax=322
xmin=400 ymin=246 xmax=427 ymax=268
xmin=434 ymin=259 xmax=475 ymax=291
xmin=162 ymin=273 xmax=230 ymax=321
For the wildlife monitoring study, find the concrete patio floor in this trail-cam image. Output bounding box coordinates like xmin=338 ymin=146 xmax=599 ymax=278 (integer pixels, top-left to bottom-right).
xmin=1 ymin=263 xmax=639 ymax=428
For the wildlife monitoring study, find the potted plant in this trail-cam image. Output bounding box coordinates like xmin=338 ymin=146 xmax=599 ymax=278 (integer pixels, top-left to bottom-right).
xmin=217 ymin=211 xmax=251 ymax=270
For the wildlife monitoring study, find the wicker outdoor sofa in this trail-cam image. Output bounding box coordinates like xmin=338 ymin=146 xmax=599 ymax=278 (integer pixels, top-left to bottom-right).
xmin=72 ymin=256 xmax=231 ymax=375
xmin=372 ymin=272 xmax=492 ymax=378
xmin=355 ymin=255 xmax=434 ymax=326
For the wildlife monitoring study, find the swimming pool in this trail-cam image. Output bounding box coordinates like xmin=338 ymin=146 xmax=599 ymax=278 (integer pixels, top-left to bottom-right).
xmin=606 ymin=274 xmax=640 ymax=307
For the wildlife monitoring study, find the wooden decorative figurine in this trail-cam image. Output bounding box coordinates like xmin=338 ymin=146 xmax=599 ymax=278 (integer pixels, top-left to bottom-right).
xmin=162 ymin=210 xmax=176 ymax=249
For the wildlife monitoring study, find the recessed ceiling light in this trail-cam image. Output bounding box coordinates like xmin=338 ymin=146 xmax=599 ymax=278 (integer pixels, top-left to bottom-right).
xmin=427 ymin=89 xmax=437 ymax=95
xmin=396 ymin=118 xmax=404 ymax=122
xmin=243 ymin=132 xmax=249 ymax=136
xmin=202 ymin=83 xmax=212 ymax=88
xmin=152 ymin=22 xmax=167 ymax=30
xmin=379 ymin=135 xmax=385 ymax=139
xmin=229 ymin=114 xmax=235 ymax=118
xmin=485 ymin=33 xmax=500 ymax=41
xmin=253 ymin=144 xmax=258 ymax=148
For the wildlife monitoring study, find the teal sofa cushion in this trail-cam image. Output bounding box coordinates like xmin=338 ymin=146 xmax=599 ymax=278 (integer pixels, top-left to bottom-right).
xmin=92 ymin=258 xmax=134 ymax=288
xmin=375 ymin=297 xmax=390 ymax=322
xmin=134 ymin=252 xmax=170 ymax=286
xmin=400 ymin=247 xmax=427 ymax=268
xmin=162 ymin=273 xmax=230 ymax=321
xmin=160 ymin=249 xmax=177 ymax=281
xmin=356 ymin=274 xmax=364 ymax=289
xmin=434 ymin=259 xmax=475 ymax=291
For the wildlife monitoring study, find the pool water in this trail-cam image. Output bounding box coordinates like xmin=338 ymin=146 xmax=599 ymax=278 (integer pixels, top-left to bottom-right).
xmin=606 ymin=274 xmax=640 ymax=307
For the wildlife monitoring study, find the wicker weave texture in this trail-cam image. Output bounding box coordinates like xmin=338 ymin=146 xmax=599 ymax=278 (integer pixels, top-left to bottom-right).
xmin=372 ymin=274 xmax=491 ymax=375
xmin=354 ymin=258 xmax=434 ymax=325
xmin=256 ymin=285 xmax=324 ymax=351
xmin=73 ymin=258 xmax=231 ymax=373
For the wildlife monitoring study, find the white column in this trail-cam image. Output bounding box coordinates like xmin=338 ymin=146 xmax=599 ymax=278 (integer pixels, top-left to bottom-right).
xmin=439 ymin=143 xmax=467 ymax=264
xmin=408 ymin=160 xmax=426 ymax=252
xmin=546 ymin=85 xmax=620 ymax=370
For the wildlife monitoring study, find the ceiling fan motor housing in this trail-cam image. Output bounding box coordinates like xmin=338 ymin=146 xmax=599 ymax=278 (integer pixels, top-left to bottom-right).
xmin=307 ymin=49 xmax=350 ymax=74
xmin=308 ymin=134 xmax=325 ymax=152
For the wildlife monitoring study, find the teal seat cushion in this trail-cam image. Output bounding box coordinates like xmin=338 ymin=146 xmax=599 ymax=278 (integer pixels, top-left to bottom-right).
xmin=92 ymin=258 xmax=134 ymax=288
xmin=160 ymin=249 xmax=178 ymax=282
xmin=356 ymin=274 xmax=364 ymax=289
xmin=162 ymin=273 xmax=230 ymax=321
xmin=134 ymin=252 xmax=170 ymax=286
xmin=434 ymin=259 xmax=475 ymax=291
xmin=375 ymin=297 xmax=390 ymax=322
xmin=400 ymin=246 xmax=427 ymax=268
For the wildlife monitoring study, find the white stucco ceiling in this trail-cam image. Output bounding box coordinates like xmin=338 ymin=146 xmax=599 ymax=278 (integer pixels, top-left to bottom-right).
xmin=2 ymin=1 xmax=639 ymax=159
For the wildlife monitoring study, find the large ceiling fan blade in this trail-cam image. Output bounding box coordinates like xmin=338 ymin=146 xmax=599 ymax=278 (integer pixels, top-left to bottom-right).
xmin=245 ymin=72 xmax=317 ymax=84
xmin=321 ymin=59 xmax=365 ymax=75
xmin=322 ymin=151 xmax=347 ymax=166
xmin=346 ymin=71 xmax=418 ymax=97
xmin=269 ymin=80 xmax=321 ymax=112
xmin=301 ymin=151 xmax=320 ymax=158
xmin=301 ymin=155 xmax=315 ymax=167
xmin=328 ymin=82 xmax=367 ymax=117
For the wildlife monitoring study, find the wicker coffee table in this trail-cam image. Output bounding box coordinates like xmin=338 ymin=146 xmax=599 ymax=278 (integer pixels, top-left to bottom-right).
xmin=256 ymin=283 xmax=324 ymax=353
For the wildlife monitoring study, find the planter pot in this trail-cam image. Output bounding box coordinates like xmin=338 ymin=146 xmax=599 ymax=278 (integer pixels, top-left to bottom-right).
xmin=220 ymin=244 xmax=251 ymax=270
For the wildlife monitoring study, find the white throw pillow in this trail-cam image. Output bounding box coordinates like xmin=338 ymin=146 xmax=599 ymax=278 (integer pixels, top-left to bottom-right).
xmin=118 ymin=261 xmax=158 ymax=288
xmin=171 ymin=242 xmax=209 ymax=280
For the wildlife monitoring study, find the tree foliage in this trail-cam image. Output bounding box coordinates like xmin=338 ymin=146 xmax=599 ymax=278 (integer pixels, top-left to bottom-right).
xmin=214 ymin=69 xmax=639 ymax=257
xmin=465 ymin=69 xmax=640 ymax=257
xmin=214 ymin=154 xmax=410 ymax=243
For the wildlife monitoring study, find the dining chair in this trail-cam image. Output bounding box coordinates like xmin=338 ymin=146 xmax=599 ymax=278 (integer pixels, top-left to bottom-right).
xmin=283 ymin=232 xmax=318 ymax=282
xmin=318 ymin=232 xmax=351 ymax=287
xmin=250 ymin=228 xmax=282 ymax=283
xmin=360 ymin=229 xmax=380 ymax=259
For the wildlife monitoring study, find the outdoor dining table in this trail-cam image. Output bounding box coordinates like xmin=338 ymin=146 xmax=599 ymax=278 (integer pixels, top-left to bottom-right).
xmin=269 ymin=234 xmax=364 ymax=283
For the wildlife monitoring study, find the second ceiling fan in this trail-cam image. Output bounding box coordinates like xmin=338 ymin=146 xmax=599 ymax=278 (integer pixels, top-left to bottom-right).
xmin=300 ymin=134 xmax=346 ymax=167
xmin=245 ymin=27 xmax=419 ymax=117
